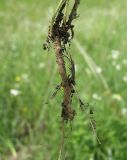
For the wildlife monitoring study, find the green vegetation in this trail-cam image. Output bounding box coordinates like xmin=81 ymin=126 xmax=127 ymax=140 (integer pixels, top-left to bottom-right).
xmin=0 ymin=0 xmax=127 ymax=159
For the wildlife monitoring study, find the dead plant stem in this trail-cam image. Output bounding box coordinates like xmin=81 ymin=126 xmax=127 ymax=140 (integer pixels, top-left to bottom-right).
xmin=54 ymin=36 xmax=73 ymax=122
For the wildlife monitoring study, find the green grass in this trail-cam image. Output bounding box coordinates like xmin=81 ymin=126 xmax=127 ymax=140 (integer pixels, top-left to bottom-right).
xmin=0 ymin=0 xmax=127 ymax=159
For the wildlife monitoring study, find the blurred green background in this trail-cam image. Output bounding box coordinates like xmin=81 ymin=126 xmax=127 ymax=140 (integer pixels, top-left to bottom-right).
xmin=0 ymin=0 xmax=127 ymax=159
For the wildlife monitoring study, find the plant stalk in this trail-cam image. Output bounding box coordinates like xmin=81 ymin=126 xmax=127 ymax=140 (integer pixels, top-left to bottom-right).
xmin=54 ymin=36 xmax=74 ymax=121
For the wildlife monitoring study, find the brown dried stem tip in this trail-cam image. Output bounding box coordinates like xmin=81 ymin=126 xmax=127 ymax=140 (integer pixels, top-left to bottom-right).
xmin=44 ymin=0 xmax=80 ymax=122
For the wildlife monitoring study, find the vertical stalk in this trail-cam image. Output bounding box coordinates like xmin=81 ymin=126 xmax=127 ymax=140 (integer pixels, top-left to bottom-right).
xmin=54 ymin=36 xmax=74 ymax=121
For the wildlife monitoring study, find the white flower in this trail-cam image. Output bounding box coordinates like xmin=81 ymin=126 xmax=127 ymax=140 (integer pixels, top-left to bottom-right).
xmin=10 ymin=89 xmax=21 ymax=96
xmin=96 ymin=66 xmax=102 ymax=74
xmin=121 ymin=108 xmax=127 ymax=116
xmin=112 ymin=62 xmax=121 ymax=70
xmin=92 ymin=93 xmax=102 ymax=101
xmin=115 ymin=64 xmax=121 ymax=70
xmin=123 ymin=75 xmax=127 ymax=82
xmin=112 ymin=94 xmax=122 ymax=101
xmin=111 ymin=50 xmax=120 ymax=59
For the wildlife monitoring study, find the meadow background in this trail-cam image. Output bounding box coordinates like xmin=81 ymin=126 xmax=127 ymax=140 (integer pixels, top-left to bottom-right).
xmin=0 ymin=0 xmax=127 ymax=159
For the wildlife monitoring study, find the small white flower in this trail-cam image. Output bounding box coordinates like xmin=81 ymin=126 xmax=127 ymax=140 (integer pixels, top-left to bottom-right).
xmin=10 ymin=89 xmax=21 ymax=96
xmin=111 ymin=50 xmax=120 ymax=59
xmin=92 ymin=93 xmax=102 ymax=101
xmin=96 ymin=66 xmax=102 ymax=74
xmin=112 ymin=94 xmax=122 ymax=101
xmin=115 ymin=64 xmax=121 ymax=70
xmin=38 ymin=63 xmax=45 ymax=69
xmin=121 ymin=108 xmax=127 ymax=116
xmin=123 ymin=75 xmax=127 ymax=82
xmin=122 ymin=59 xmax=127 ymax=65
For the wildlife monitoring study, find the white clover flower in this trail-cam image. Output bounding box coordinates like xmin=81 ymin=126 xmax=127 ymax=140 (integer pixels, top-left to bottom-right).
xmin=112 ymin=94 xmax=122 ymax=101
xmin=115 ymin=64 xmax=121 ymax=70
xmin=111 ymin=50 xmax=120 ymax=59
xmin=10 ymin=89 xmax=21 ymax=96
xmin=92 ymin=93 xmax=102 ymax=101
xmin=96 ymin=66 xmax=102 ymax=74
xmin=123 ymin=75 xmax=127 ymax=82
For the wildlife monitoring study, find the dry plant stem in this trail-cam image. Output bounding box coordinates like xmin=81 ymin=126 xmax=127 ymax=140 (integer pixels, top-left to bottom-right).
xmin=55 ymin=37 xmax=74 ymax=122
xmin=43 ymin=0 xmax=81 ymax=122
xmin=55 ymin=37 xmax=67 ymax=85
